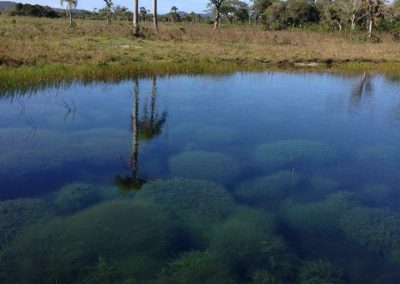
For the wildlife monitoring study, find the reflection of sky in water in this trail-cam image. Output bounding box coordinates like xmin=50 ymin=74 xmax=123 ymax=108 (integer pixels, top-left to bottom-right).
xmin=1 ymin=72 xmax=400 ymax=200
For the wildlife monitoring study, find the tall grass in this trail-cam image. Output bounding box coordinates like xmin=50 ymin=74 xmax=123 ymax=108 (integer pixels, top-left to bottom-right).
xmin=0 ymin=17 xmax=400 ymax=95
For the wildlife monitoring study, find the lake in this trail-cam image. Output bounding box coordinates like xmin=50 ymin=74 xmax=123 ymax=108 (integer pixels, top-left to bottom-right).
xmin=1 ymin=72 xmax=400 ymax=283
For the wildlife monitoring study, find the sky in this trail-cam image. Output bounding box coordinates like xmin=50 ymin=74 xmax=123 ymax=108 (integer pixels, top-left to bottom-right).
xmin=13 ymin=0 xmax=222 ymax=13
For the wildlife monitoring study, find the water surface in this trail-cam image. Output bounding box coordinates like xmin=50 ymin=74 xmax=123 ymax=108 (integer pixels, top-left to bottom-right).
xmin=1 ymin=72 xmax=400 ymax=283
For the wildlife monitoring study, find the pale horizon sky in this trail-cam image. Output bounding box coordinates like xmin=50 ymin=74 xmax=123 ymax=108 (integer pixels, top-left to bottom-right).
xmin=3 ymin=0 xmax=252 ymax=14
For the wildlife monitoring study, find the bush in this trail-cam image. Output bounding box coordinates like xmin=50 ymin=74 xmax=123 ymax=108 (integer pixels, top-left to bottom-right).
xmin=169 ymin=151 xmax=240 ymax=184
xmin=136 ymin=178 xmax=235 ymax=246
xmin=4 ymin=200 xmax=183 ymax=283
xmin=254 ymin=139 xmax=336 ymax=171
xmin=299 ymin=259 xmax=343 ymax=284
xmin=53 ymin=183 xmax=100 ymax=215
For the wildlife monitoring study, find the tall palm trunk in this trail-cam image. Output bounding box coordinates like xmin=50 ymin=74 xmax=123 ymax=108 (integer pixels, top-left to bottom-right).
xmin=130 ymin=79 xmax=140 ymax=179
xmin=153 ymin=0 xmax=159 ymax=33
xmin=133 ymin=0 xmax=139 ymax=36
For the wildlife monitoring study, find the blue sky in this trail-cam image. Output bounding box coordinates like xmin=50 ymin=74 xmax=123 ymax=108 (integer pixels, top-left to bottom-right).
xmin=16 ymin=0 xmax=224 ymax=13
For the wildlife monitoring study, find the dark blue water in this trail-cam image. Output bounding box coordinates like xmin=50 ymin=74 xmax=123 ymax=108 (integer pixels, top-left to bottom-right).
xmin=1 ymin=72 xmax=400 ymax=283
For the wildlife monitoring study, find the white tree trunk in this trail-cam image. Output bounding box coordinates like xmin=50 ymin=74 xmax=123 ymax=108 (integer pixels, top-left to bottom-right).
xmin=153 ymin=0 xmax=159 ymax=33
xmin=133 ymin=0 xmax=140 ymax=36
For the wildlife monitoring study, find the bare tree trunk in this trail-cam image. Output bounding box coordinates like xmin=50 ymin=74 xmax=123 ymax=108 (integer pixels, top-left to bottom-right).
xmin=338 ymin=22 xmax=342 ymax=31
xmin=69 ymin=6 xmax=72 ymax=27
xmin=350 ymin=14 xmax=356 ymax=31
xmin=133 ymin=0 xmax=140 ymax=36
xmin=153 ymin=0 xmax=159 ymax=33
xmin=368 ymin=19 xmax=373 ymax=37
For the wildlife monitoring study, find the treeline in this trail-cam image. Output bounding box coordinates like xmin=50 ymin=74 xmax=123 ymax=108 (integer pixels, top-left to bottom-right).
xmin=211 ymin=0 xmax=400 ymax=36
xmin=6 ymin=3 xmax=59 ymax=18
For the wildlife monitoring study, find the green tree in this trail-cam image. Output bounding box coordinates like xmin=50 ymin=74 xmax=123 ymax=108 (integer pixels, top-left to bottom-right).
xmin=251 ymin=0 xmax=273 ymax=23
xmin=103 ymin=0 xmax=113 ymax=24
xmin=208 ymin=0 xmax=226 ymax=30
xmin=140 ymin=6 xmax=147 ymax=22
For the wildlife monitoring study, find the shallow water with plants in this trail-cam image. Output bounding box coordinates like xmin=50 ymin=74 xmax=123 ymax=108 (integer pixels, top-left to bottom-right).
xmin=1 ymin=72 xmax=400 ymax=283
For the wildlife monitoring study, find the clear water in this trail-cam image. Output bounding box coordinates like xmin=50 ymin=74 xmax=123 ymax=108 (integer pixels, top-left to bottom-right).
xmin=1 ymin=72 xmax=400 ymax=283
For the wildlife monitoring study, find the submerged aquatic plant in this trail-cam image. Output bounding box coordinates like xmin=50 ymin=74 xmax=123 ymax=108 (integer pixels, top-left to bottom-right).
xmin=53 ymin=183 xmax=100 ymax=215
xmin=160 ymin=250 xmax=235 ymax=284
xmin=136 ymin=178 xmax=235 ymax=246
xmin=209 ymin=207 xmax=278 ymax=279
xmin=282 ymin=191 xmax=356 ymax=235
xmin=0 ymin=198 xmax=49 ymax=246
xmin=4 ymin=200 xmax=182 ymax=283
xmin=169 ymin=151 xmax=240 ymax=184
xmin=254 ymin=139 xmax=337 ymax=171
xmin=304 ymin=175 xmax=340 ymax=201
xmin=299 ymin=259 xmax=343 ymax=284
xmin=340 ymin=207 xmax=400 ymax=264
xmin=234 ymin=171 xmax=300 ymax=210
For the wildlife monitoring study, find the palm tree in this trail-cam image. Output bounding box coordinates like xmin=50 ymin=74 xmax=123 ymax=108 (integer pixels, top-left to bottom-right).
xmin=114 ymin=77 xmax=167 ymax=193
xmin=153 ymin=0 xmax=159 ymax=32
xmin=61 ymin=0 xmax=77 ymax=27
xmin=140 ymin=7 xmax=147 ymax=22
xmin=133 ymin=0 xmax=139 ymax=36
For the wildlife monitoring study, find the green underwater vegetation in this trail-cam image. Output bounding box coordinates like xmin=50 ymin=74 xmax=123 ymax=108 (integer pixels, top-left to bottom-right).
xmin=169 ymin=151 xmax=240 ymax=184
xmin=159 ymin=250 xmax=235 ymax=284
xmin=340 ymin=207 xmax=400 ymax=264
xmin=3 ymin=200 xmax=183 ymax=283
xmin=299 ymin=259 xmax=343 ymax=284
xmin=304 ymin=175 xmax=340 ymax=201
xmin=0 ymin=198 xmax=50 ymax=247
xmin=53 ymin=183 xmax=100 ymax=215
xmin=359 ymin=184 xmax=394 ymax=206
xmin=281 ymin=191 xmax=356 ymax=235
xmin=354 ymin=145 xmax=398 ymax=163
xmin=136 ymin=178 xmax=235 ymax=247
xmin=254 ymin=139 xmax=337 ymax=171
xmin=234 ymin=171 xmax=300 ymax=210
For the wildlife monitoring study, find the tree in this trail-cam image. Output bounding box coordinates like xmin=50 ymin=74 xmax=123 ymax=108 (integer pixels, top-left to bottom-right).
xmin=323 ymin=2 xmax=346 ymax=31
xmin=208 ymin=0 xmax=226 ymax=30
xmin=60 ymin=0 xmax=77 ymax=27
xmin=286 ymin=0 xmax=321 ymax=27
xmin=140 ymin=6 xmax=147 ymax=22
xmin=169 ymin=6 xmax=180 ymax=22
xmin=363 ymin=0 xmax=385 ymax=37
xmin=133 ymin=0 xmax=139 ymax=36
xmin=153 ymin=0 xmax=159 ymax=32
xmin=264 ymin=1 xmax=288 ymax=29
xmin=103 ymin=0 xmax=113 ymax=24
xmin=251 ymin=0 xmax=273 ymax=23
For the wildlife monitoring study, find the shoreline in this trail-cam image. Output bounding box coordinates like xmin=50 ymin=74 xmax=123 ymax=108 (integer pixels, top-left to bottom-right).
xmin=1 ymin=60 xmax=400 ymax=95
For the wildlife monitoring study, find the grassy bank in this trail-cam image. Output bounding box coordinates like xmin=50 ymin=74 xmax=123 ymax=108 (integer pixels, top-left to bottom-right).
xmin=1 ymin=16 xmax=400 ymax=93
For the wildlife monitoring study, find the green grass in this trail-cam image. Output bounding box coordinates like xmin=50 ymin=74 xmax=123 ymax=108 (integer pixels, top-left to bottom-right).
xmin=1 ymin=17 xmax=400 ymax=95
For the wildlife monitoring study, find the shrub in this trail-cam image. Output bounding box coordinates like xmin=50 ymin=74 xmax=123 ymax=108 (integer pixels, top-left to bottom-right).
xmin=53 ymin=183 xmax=100 ymax=214
xmin=169 ymin=151 xmax=240 ymax=184
xmin=254 ymin=139 xmax=336 ymax=171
